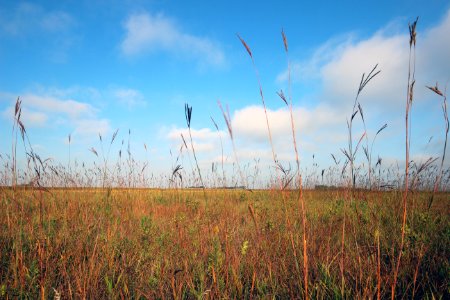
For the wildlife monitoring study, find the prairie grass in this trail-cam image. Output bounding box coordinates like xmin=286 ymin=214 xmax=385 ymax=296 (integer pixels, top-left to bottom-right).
xmin=0 ymin=188 xmax=448 ymax=298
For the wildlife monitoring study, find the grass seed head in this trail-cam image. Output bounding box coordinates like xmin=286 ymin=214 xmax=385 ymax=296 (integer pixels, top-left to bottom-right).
xmin=427 ymin=82 xmax=444 ymax=97
xmin=237 ymin=34 xmax=253 ymax=58
xmin=277 ymin=90 xmax=288 ymax=105
xmin=185 ymin=103 xmax=192 ymax=128
xmin=281 ymin=28 xmax=288 ymax=52
xmin=409 ymin=17 xmax=419 ymax=47
xmin=89 ymin=147 xmax=98 ymax=157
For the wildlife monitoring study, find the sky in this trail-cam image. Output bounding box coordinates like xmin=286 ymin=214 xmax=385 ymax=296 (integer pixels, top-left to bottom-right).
xmin=1 ymin=0 xmax=450 ymax=186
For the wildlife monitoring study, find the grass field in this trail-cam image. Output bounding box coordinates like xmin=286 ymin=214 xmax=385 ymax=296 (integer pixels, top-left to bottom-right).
xmin=0 ymin=188 xmax=448 ymax=299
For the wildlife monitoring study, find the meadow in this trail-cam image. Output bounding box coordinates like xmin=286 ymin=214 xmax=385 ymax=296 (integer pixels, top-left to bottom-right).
xmin=0 ymin=187 xmax=449 ymax=299
xmin=1 ymin=19 xmax=449 ymax=299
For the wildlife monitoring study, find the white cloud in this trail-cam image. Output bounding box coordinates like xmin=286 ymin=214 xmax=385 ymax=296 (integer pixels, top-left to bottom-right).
xmin=121 ymin=12 xmax=225 ymax=67
xmin=22 ymin=93 xmax=95 ymax=119
xmin=271 ymin=10 xmax=450 ymax=169
xmin=232 ymin=104 xmax=343 ymax=144
xmin=227 ymin=104 xmax=349 ymax=169
xmin=0 ymin=88 xmax=110 ymax=139
xmin=419 ymin=10 xmax=450 ymax=80
xmin=320 ymin=34 xmax=406 ymax=109
xmin=191 ymin=142 xmax=215 ymax=152
xmin=40 ymin=11 xmax=73 ymax=32
xmin=165 ymin=126 xmax=227 ymax=155
xmin=278 ymin=11 xmax=450 ymax=113
xmin=276 ymin=34 xmax=355 ymax=83
xmin=40 ymin=86 xmax=102 ymax=101
xmin=161 ymin=103 xmax=348 ymax=174
xmin=73 ymin=119 xmax=110 ymax=137
xmin=2 ymin=105 xmax=48 ymax=127
xmin=25 ymin=110 xmax=48 ymax=126
xmin=167 ymin=127 xmax=224 ymax=141
xmin=233 ymin=105 xmax=290 ymax=143
xmin=113 ymin=88 xmax=147 ymax=108
xmin=0 ymin=3 xmax=74 ymax=35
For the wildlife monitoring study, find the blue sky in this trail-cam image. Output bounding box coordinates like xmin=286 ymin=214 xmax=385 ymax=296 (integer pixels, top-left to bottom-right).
xmin=1 ymin=0 xmax=450 ymax=186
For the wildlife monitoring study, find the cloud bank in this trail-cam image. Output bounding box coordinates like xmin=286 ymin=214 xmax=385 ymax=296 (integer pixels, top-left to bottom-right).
xmin=0 ymin=88 xmax=110 ymax=139
xmin=177 ymin=11 xmax=450 ymax=171
xmin=121 ymin=12 xmax=225 ymax=67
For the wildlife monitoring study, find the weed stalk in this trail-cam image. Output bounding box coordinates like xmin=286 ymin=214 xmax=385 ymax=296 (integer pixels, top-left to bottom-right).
xmin=280 ymin=29 xmax=309 ymax=299
xmin=391 ymin=16 xmax=418 ymax=300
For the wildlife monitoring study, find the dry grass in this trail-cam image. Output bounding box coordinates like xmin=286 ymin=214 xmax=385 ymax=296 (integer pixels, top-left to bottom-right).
xmin=0 ymin=188 xmax=448 ymax=299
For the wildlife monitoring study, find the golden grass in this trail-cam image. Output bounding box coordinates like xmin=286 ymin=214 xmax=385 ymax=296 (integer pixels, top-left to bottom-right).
xmin=0 ymin=187 xmax=448 ymax=299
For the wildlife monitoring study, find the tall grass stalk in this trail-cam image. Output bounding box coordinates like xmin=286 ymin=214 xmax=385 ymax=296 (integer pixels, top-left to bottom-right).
xmin=218 ymin=101 xmax=247 ymax=188
xmin=170 ymin=141 xmax=184 ymax=189
xmin=99 ymin=129 xmax=119 ymax=188
xmin=11 ymin=97 xmax=24 ymax=189
xmin=280 ymin=28 xmax=309 ymax=299
xmin=237 ymin=34 xmax=282 ymax=186
xmin=376 ymin=228 xmax=381 ymax=300
xmin=392 ymin=17 xmax=418 ymax=300
xmin=185 ymin=103 xmax=205 ymax=188
xmin=366 ymin=124 xmax=388 ymax=189
xmin=10 ymin=97 xmax=51 ymax=299
xmin=427 ymin=83 xmax=448 ymax=208
xmin=239 ymin=34 xmax=306 ymax=293
xmin=181 ymin=132 xmax=195 ymax=184
xmin=185 ymin=103 xmax=209 ymax=207
xmin=211 ymin=117 xmax=226 ymax=187
xmin=67 ymin=133 xmax=71 ymax=186
xmin=339 ymin=64 xmax=379 ymax=297
xmin=344 ymin=64 xmax=380 ymax=188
